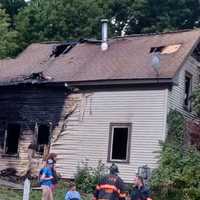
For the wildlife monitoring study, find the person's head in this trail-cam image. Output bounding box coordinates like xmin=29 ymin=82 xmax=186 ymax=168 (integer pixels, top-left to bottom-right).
xmin=69 ymin=182 xmax=76 ymax=191
xmin=46 ymin=153 xmax=57 ymax=163
xmin=110 ymin=163 xmax=119 ymax=175
xmin=46 ymin=159 xmax=54 ymax=168
xmin=133 ymin=175 xmax=144 ymax=187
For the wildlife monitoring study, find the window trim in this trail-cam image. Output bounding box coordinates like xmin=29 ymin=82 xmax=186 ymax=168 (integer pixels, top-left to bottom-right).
xmin=184 ymin=71 xmax=193 ymax=112
xmin=107 ymin=123 xmax=132 ymax=163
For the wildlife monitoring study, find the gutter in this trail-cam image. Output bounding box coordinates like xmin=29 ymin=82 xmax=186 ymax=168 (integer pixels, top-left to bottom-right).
xmin=67 ymin=78 xmax=174 ymax=87
xmin=0 ymin=78 xmax=174 ymax=88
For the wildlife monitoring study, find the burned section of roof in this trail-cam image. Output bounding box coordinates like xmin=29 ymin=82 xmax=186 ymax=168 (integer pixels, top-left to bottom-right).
xmin=50 ymin=41 xmax=78 ymax=57
xmin=150 ymin=44 xmax=182 ymax=54
xmin=24 ymin=72 xmax=53 ymax=82
xmin=0 ymin=29 xmax=199 ymax=86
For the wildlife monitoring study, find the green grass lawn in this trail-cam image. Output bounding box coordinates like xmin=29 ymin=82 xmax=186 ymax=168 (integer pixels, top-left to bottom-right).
xmin=0 ymin=186 xmax=65 ymax=200
xmin=0 ymin=180 xmax=91 ymax=200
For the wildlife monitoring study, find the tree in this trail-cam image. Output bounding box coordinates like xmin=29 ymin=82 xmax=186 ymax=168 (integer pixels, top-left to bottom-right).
xmin=0 ymin=0 xmax=27 ymax=27
xmin=0 ymin=7 xmax=19 ymax=58
xmin=16 ymin=0 xmax=108 ymax=45
xmin=126 ymin=0 xmax=200 ymax=34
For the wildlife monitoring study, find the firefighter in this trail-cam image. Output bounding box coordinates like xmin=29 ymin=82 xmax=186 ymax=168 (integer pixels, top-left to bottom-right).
xmin=93 ymin=163 xmax=126 ymax=200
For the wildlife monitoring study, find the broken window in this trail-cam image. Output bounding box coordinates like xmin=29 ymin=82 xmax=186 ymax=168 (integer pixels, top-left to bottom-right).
xmin=4 ymin=123 xmax=20 ymax=155
xmin=184 ymin=72 xmax=192 ymax=112
xmin=108 ymin=123 xmax=131 ymax=163
xmin=150 ymin=44 xmax=181 ymax=54
xmin=35 ymin=124 xmax=51 ymax=155
xmin=192 ymin=42 xmax=200 ymax=62
xmin=0 ymin=121 xmax=6 ymax=149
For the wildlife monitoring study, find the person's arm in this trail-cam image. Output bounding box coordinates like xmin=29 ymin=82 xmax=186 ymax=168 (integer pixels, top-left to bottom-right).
xmin=65 ymin=192 xmax=70 ymax=200
xmin=77 ymin=192 xmax=81 ymax=200
xmin=40 ymin=168 xmax=53 ymax=180
xmin=92 ymin=184 xmax=100 ymax=200
xmin=117 ymin=177 xmax=127 ymax=200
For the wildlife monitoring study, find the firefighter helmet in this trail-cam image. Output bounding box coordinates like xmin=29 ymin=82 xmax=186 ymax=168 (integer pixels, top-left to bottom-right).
xmin=110 ymin=163 xmax=119 ymax=174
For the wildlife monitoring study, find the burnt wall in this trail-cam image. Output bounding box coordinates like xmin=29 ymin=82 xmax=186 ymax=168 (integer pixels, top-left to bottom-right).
xmin=0 ymin=84 xmax=67 ymax=174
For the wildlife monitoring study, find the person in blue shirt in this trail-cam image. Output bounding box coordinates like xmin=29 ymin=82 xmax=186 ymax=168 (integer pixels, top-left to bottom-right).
xmin=40 ymin=159 xmax=54 ymax=200
xmin=65 ymin=182 xmax=81 ymax=200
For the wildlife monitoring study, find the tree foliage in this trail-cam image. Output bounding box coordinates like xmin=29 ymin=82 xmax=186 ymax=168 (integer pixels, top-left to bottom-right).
xmin=16 ymin=0 xmax=107 ymax=44
xmin=0 ymin=0 xmax=26 ymax=27
xmin=0 ymin=0 xmax=200 ymax=58
xmin=126 ymin=0 xmax=200 ymax=34
xmin=15 ymin=0 xmax=200 ymax=45
xmin=0 ymin=7 xmax=19 ymax=58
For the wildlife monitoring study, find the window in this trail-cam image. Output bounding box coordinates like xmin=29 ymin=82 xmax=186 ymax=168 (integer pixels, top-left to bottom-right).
xmin=4 ymin=123 xmax=20 ymax=155
xmin=184 ymin=72 xmax=192 ymax=111
xmin=108 ymin=123 xmax=131 ymax=163
xmin=191 ymin=42 xmax=200 ymax=62
xmin=35 ymin=124 xmax=51 ymax=155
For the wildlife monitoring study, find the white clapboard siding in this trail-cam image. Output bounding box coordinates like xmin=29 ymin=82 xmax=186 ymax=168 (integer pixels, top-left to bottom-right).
xmin=168 ymin=56 xmax=200 ymax=118
xmin=52 ymin=89 xmax=168 ymax=182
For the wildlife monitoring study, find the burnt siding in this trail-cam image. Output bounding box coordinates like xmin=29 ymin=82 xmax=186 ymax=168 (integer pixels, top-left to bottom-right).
xmin=0 ymin=86 xmax=67 ymax=174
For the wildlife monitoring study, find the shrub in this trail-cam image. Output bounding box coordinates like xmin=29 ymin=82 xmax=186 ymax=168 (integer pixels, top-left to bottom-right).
xmin=150 ymin=111 xmax=200 ymax=200
xmin=74 ymin=160 xmax=108 ymax=193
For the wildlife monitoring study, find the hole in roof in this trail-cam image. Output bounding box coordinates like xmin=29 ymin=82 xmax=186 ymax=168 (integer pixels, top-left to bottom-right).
xmin=50 ymin=42 xmax=77 ymax=57
xmin=150 ymin=44 xmax=181 ymax=54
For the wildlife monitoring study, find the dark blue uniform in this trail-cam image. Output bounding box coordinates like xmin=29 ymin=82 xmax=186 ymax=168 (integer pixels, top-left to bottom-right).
xmin=130 ymin=186 xmax=150 ymax=200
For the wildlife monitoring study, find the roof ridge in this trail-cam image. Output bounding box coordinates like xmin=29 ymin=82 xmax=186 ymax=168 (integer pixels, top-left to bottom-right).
xmin=111 ymin=28 xmax=200 ymax=40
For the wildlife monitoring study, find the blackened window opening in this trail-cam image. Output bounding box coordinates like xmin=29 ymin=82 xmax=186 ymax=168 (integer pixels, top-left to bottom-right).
xmin=37 ymin=124 xmax=50 ymax=155
xmin=184 ymin=74 xmax=192 ymax=111
xmin=6 ymin=123 xmax=20 ymax=154
xmin=112 ymin=128 xmax=128 ymax=160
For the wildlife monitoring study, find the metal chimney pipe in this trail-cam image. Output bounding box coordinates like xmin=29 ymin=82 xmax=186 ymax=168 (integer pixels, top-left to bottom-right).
xmin=101 ymin=19 xmax=108 ymax=51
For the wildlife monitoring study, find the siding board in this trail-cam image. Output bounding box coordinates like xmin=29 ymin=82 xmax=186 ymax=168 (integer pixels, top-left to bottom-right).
xmin=52 ymin=89 xmax=168 ymax=182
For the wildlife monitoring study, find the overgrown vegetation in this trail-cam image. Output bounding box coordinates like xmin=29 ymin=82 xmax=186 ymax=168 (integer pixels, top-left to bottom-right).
xmin=150 ymin=110 xmax=200 ymax=200
xmin=74 ymin=160 xmax=108 ymax=193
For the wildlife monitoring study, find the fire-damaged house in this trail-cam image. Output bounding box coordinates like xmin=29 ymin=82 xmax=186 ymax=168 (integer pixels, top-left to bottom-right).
xmin=0 ymin=28 xmax=200 ymax=182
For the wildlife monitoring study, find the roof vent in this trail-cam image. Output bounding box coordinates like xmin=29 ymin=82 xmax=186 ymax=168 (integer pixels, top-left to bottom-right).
xmin=101 ymin=19 xmax=108 ymax=51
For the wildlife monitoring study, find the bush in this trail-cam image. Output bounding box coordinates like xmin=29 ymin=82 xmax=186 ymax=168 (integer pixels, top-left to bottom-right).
xmin=74 ymin=160 xmax=108 ymax=193
xmin=150 ymin=111 xmax=200 ymax=200
xmin=192 ymin=88 xmax=200 ymax=117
